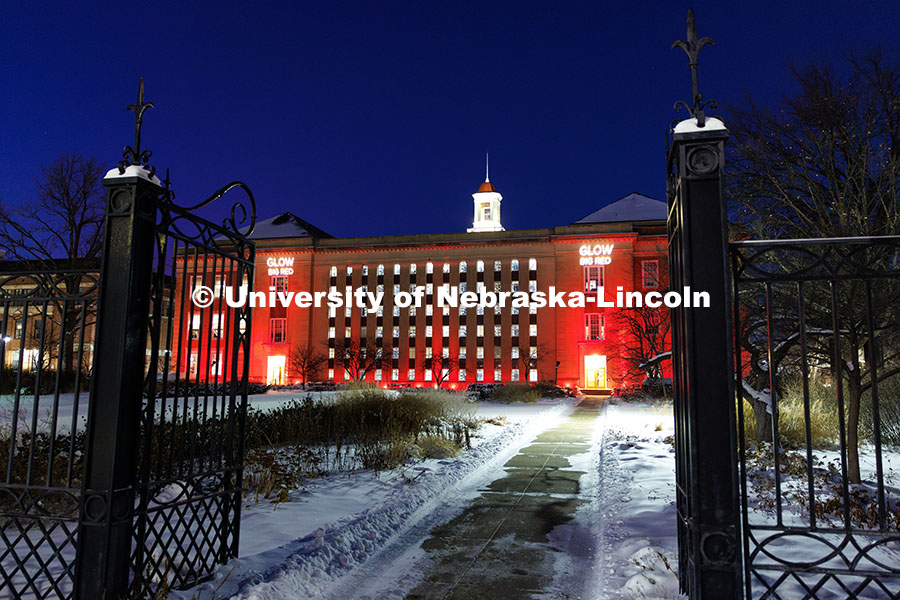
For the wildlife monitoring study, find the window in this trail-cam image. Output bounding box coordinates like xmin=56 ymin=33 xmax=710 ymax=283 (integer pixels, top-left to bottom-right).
xmin=511 ymin=368 xmax=519 ymax=382
xmin=376 ymin=326 xmax=383 ymax=337
xmin=329 ymin=348 xmax=335 ymax=358
xmin=269 ymin=318 xmax=286 ymax=343
xmin=393 ymin=306 xmax=400 ymax=317
xmin=460 ymin=261 xmax=467 ymax=273
xmin=393 ymin=327 xmax=399 ymax=338
xmin=344 ymin=370 xmax=350 ymax=381
xmin=494 ymin=325 xmax=502 ymax=336
xmin=442 ymin=325 xmax=450 ymax=337
xmin=13 ymin=319 xmax=23 ymax=340
xmin=460 ymin=306 xmax=467 ymax=316
xmin=346 ymin=265 xmax=353 ymax=275
xmin=511 ymin=259 xmax=519 ymax=271
xmin=426 ymin=325 xmax=433 ymax=337
xmin=530 ymin=324 xmax=537 ymax=336
xmin=375 ymin=369 xmax=382 ymax=381
xmin=362 ymin=265 xmax=369 ymax=276
xmin=394 ymin=284 xmax=400 ymax=295
xmin=529 ymin=258 xmax=537 ymax=270
xmin=394 ymin=264 xmax=401 ymax=275
xmin=408 ymin=369 xmax=416 ymax=380
xmin=459 ymin=325 xmax=467 ymax=337
xmin=483 ymin=206 xmax=491 ymax=221
xmin=328 ymin=368 xmax=334 ymax=380
xmin=495 ymin=346 xmax=502 ymax=359
xmin=529 ymin=281 xmax=537 ymax=292
xmin=410 ymin=306 xmax=416 ymax=317
xmin=477 ymin=260 xmax=484 ymax=272
xmin=272 ymin=276 xmax=288 ymax=293
xmin=345 ymin=306 xmax=352 ymax=318
xmin=328 ymin=326 xmax=336 ymax=338
xmin=426 ymin=305 xmax=433 ymax=316
xmin=426 ymin=347 xmax=432 ymax=359
xmin=329 ymin=266 xmax=337 ymax=277
xmin=409 ymin=325 xmax=416 ymax=337
xmin=494 ymin=282 xmax=501 ymax=292
xmin=424 ymin=370 xmax=432 ymax=381
xmin=494 ymin=369 xmax=501 ymax=381
xmin=426 ymin=262 xmax=433 ymax=274
xmin=584 ymin=265 xmax=604 ymax=292
xmin=392 ymin=369 xmax=399 ymax=381
xmin=410 ymin=263 xmax=417 ymax=274
xmin=477 ymin=325 xmax=484 ymax=337
xmin=512 ymin=282 xmax=519 ymax=292
xmin=494 ymin=260 xmax=501 ymax=272
xmin=459 ymin=282 xmax=467 ymax=293
xmin=392 ymin=347 xmax=400 ymax=359
xmin=458 ymin=369 xmax=466 ymax=381
xmin=345 ymin=326 xmax=351 ymax=337
xmin=442 ymin=346 xmax=450 ymax=358
xmin=377 ymin=264 xmax=385 ymax=276
xmin=512 ymin=325 xmax=519 ymax=336
xmin=443 ymin=262 xmax=450 ymax=273
xmin=585 ymin=314 xmax=605 ymax=340
xmin=459 ymin=347 xmax=467 ymax=358
xmin=477 ymin=347 xmax=484 ymax=359
xmin=529 ymin=369 xmax=538 ymax=382
xmin=476 ymin=369 xmax=484 ymax=382
xmin=642 ymin=260 xmax=660 ymax=288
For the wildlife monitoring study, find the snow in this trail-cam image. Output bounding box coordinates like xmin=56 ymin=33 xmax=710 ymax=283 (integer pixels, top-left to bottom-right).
xmin=673 ymin=116 xmax=726 ymax=134
xmin=175 ymin=398 xmax=575 ymax=599
xmin=239 ymin=213 xmax=332 ymax=240
xmin=741 ymin=379 xmax=772 ymax=414
xmin=573 ymin=193 xmax=667 ymax=225
xmin=103 ymin=164 xmax=162 ymax=185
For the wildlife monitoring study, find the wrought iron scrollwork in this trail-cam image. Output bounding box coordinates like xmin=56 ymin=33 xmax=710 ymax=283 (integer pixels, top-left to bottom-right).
xmin=118 ymin=78 xmax=156 ymax=178
xmin=672 ymin=9 xmax=718 ymax=127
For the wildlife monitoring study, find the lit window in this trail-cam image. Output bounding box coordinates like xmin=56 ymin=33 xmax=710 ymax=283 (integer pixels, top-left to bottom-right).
xmin=409 ymin=325 xmax=416 ymax=336
xmin=424 ymin=370 xmax=432 ymax=381
xmin=459 ymin=347 xmax=467 ymax=358
xmin=460 ymin=282 xmax=467 ymax=293
xmin=460 ymin=306 xmax=467 ymax=316
xmin=494 ymin=260 xmax=502 ymax=271
xmin=347 ymin=265 xmax=353 ymax=275
xmin=642 ymin=260 xmax=660 ymax=288
xmin=529 ymin=281 xmax=537 ymax=292
xmin=585 ymin=314 xmax=605 ymax=341
xmin=443 ymin=262 xmax=450 ymax=273
xmin=512 ymin=347 xmax=519 ymax=359
xmin=408 ymin=369 xmax=415 ymax=380
xmin=459 ymin=325 xmax=467 ymax=337
xmin=512 ymin=306 xmax=519 ymax=315
xmin=477 ymin=347 xmax=484 ymax=359
xmin=443 ymin=305 xmax=450 ymax=315
xmin=345 ymin=306 xmax=352 ymax=317
xmin=426 ymin=347 xmax=432 ymax=359
xmin=529 ymin=369 xmax=537 ymax=382
xmin=375 ymin=369 xmax=382 ymax=381
xmin=377 ymin=264 xmax=385 ymax=276
xmin=328 ymin=326 xmax=335 ymax=339
xmin=442 ymin=368 xmax=449 ymax=380
xmin=393 ymin=306 xmax=400 ymax=317
xmin=477 ymin=306 xmax=484 ymax=316
xmin=361 ymin=307 xmax=368 ymax=317
xmin=426 ymin=283 xmax=433 ymax=293
xmin=345 ymin=327 xmax=351 ymax=337
xmin=426 ymin=305 xmax=433 ymax=316
xmin=442 ymin=325 xmax=450 ymax=337
xmin=494 ymin=325 xmax=502 ymax=336
xmin=494 ymin=306 xmax=501 ymax=315
xmin=410 ymin=283 xmax=417 ymax=293
xmin=460 ymin=261 xmax=467 ymax=273
xmin=477 ymin=369 xmax=484 ymax=382
xmin=410 ymin=263 xmax=417 ymax=274
xmin=529 ymin=305 xmax=537 ymax=314
xmin=477 ymin=325 xmax=484 ymax=337
xmin=330 ymin=266 xmax=337 ymax=277
xmin=512 ymin=282 xmax=519 ymax=292
xmin=530 ymin=324 xmax=537 ymax=336
xmin=329 ymin=348 xmax=335 ymax=358
xmin=511 ymin=259 xmax=519 ymax=271
xmin=410 ymin=306 xmax=416 ymax=317
xmin=14 ymin=318 xmax=23 ymax=339
xmin=393 ymin=347 xmax=400 ymax=359
xmin=377 ymin=284 xmax=384 ymax=293
xmin=441 ymin=347 xmax=448 ymax=359
xmin=426 ymin=326 xmax=433 ymax=337
xmin=362 ymin=265 xmax=368 ymax=276
xmin=494 ymin=369 xmax=501 ymax=381
xmin=392 ymin=369 xmax=399 ymax=381
xmin=409 ymin=347 xmax=416 ymax=358
xmin=529 ymin=258 xmax=537 ymax=270
xmin=376 ymin=326 xmax=383 ymax=337
xmin=494 ymin=282 xmax=501 ymax=292
xmin=272 ymin=276 xmax=288 ymax=293
xmin=511 ymin=369 xmax=519 ymax=381
xmin=328 ymin=368 xmax=334 ymax=380
xmin=426 ymin=262 xmax=433 ymax=274
xmin=393 ymin=327 xmax=399 ymax=338
xmin=584 ymin=266 xmax=604 ymax=292
xmin=512 ymin=325 xmax=519 ymax=336
xmin=394 ymin=264 xmax=401 ymax=275
xmin=394 ymin=284 xmax=400 ymax=294
xmin=494 ymin=347 xmax=502 ymax=359
xmin=344 ymin=370 xmax=350 ymax=381
xmin=477 ymin=260 xmax=484 ymax=272
xmin=483 ymin=206 xmax=491 ymax=221
xmin=377 ymin=306 xmax=384 ymax=317
xmin=458 ymin=369 xmax=466 ymax=381
xmin=329 ymin=306 xmax=336 ymax=318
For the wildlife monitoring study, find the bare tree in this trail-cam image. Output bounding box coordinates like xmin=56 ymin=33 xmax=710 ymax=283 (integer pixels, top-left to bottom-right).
xmin=517 ymin=344 xmax=550 ymax=382
xmin=426 ymin=355 xmax=456 ymax=388
xmin=289 ymin=343 xmax=326 ymax=386
xmin=728 ymin=51 xmax=900 ymax=482
xmin=613 ymin=304 xmax=671 ymax=383
xmin=334 ymin=339 xmax=383 ymax=382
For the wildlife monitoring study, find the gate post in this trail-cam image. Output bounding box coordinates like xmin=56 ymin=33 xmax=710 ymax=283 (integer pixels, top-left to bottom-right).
xmin=74 ymin=82 xmax=162 ymax=598
xmin=668 ymin=11 xmax=742 ymax=599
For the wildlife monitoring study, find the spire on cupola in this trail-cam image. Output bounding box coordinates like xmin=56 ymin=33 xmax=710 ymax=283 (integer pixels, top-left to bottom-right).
xmin=468 ymin=153 xmax=503 ymax=232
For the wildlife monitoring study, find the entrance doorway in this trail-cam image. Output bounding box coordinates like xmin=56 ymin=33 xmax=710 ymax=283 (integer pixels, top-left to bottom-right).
xmin=267 ymin=355 xmax=285 ymax=385
xmin=584 ymin=354 xmax=607 ymax=389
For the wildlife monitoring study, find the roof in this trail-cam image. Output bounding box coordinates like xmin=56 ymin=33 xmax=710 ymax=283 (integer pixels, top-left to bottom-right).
xmin=476 ymin=181 xmax=497 ymax=193
xmin=240 ymin=212 xmax=333 ymax=240
xmin=573 ymin=193 xmax=667 ymax=224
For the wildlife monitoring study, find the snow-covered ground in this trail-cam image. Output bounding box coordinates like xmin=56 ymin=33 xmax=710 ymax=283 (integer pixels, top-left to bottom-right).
xmin=177 ymin=398 xmax=576 ymax=599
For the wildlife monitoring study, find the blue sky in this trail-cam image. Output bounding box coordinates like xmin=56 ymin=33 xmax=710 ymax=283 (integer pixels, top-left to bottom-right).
xmin=1 ymin=1 xmax=898 ymax=237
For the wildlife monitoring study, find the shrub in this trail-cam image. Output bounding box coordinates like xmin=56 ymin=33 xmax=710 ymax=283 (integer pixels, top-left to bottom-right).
xmin=417 ymin=435 xmax=460 ymax=459
xmin=489 ymin=383 xmax=541 ymax=403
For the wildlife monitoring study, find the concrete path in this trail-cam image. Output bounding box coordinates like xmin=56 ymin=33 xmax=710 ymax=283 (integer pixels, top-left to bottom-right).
xmin=406 ymin=399 xmax=605 ymax=600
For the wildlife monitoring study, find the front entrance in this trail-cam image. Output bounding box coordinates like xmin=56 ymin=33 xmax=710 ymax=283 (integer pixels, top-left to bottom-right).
xmin=267 ymin=354 xmax=285 ymax=385
xmin=583 ymin=354 xmax=607 ymax=389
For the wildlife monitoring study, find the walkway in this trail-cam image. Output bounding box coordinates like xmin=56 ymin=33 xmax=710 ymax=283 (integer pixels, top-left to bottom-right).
xmin=406 ymin=399 xmax=605 ymax=599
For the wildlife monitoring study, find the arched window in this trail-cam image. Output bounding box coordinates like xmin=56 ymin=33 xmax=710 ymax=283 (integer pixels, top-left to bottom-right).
xmin=346 ymin=265 xmax=353 ymax=275
xmin=329 ymin=266 xmax=337 ymax=277
xmin=511 ymin=259 xmax=519 ymax=271
xmin=426 ymin=262 xmax=434 ymax=274
xmin=443 ymin=262 xmax=450 ymax=273
xmin=477 ymin=260 xmax=484 ymax=272
xmin=529 ymin=258 xmax=537 ymax=271
xmin=410 ymin=263 xmax=417 ymax=274
xmin=377 ymin=264 xmax=385 ymax=276
xmin=393 ymin=264 xmax=401 ymax=275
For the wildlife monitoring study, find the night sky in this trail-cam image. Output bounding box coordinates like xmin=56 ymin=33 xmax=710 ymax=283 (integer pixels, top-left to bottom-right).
xmin=1 ymin=1 xmax=898 ymax=238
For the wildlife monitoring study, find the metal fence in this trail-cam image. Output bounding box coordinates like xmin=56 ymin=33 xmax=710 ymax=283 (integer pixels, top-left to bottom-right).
xmin=731 ymin=236 xmax=900 ymax=599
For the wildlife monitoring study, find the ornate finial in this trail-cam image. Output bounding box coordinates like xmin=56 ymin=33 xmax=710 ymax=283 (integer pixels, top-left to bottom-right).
xmin=672 ymin=9 xmax=717 ymax=127
xmin=118 ymin=77 xmax=156 ymax=177
xmin=485 ymin=153 xmax=490 ymax=182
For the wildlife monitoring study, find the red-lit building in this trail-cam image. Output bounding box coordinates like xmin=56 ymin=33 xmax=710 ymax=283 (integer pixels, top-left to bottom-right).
xmin=180 ymin=175 xmax=671 ymax=392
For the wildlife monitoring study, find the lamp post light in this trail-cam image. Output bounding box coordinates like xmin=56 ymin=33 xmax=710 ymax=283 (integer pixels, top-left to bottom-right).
xmin=555 ymin=360 xmax=560 ymax=386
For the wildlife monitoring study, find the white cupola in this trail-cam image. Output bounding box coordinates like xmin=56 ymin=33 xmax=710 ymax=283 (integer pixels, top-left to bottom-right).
xmin=467 ymin=154 xmax=504 ymax=233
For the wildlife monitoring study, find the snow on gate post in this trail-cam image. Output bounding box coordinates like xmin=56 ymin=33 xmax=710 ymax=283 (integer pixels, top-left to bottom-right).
xmin=667 ymin=10 xmax=743 ymax=599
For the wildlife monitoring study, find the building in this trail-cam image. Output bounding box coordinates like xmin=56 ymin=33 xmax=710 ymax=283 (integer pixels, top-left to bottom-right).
xmin=180 ymin=173 xmax=671 ymax=392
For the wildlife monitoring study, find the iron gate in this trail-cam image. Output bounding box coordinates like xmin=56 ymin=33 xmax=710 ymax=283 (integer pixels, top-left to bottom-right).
xmin=731 ymin=237 xmax=900 ymax=598
xmin=0 ymin=81 xmax=256 ymax=599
